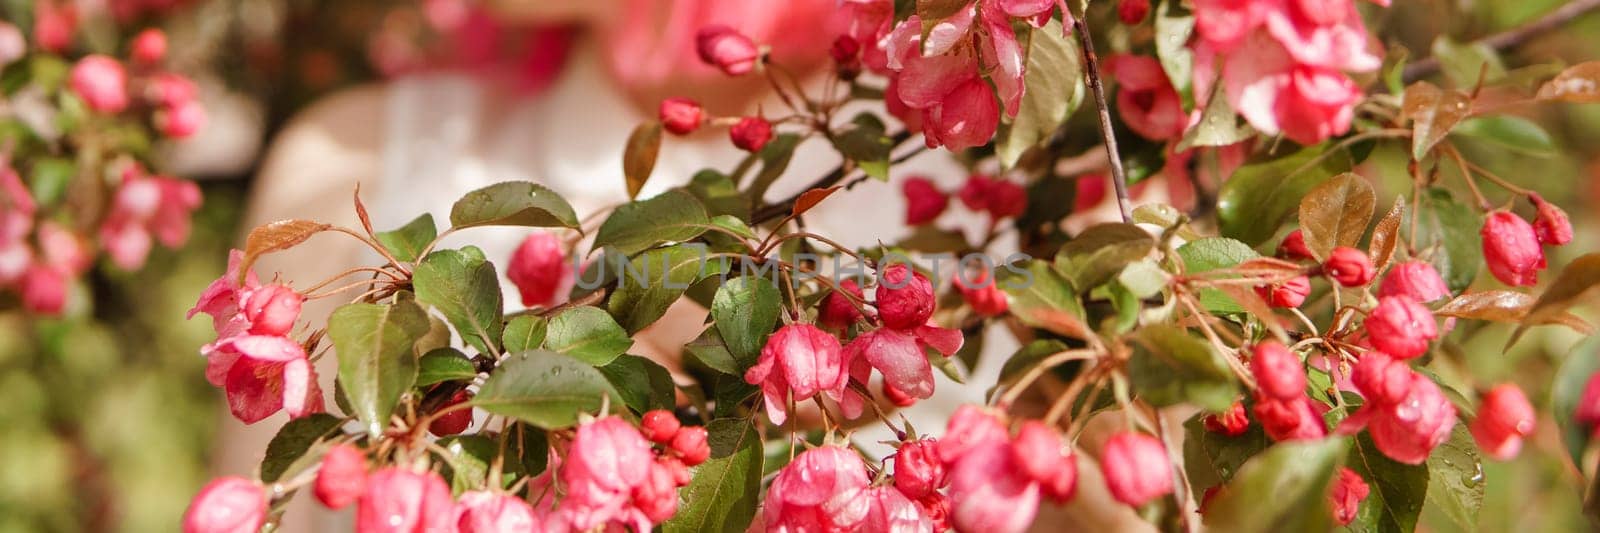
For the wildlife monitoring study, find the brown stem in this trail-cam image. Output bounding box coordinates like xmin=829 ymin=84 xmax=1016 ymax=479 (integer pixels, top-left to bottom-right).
xmin=1402 ymin=0 xmax=1600 ymax=82
xmin=1073 ymin=18 xmax=1133 ymax=222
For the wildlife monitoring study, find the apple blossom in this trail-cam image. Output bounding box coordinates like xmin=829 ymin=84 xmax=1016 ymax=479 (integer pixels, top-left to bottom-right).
xmin=1329 ymin=467 xmax=1369 ymax=526
xmin=1378 ymin=260 xmax=1450 ymax=302
xmin=1364 ymin=296 xmax=1438 ymax=359
xmin=730 ymin=116 xmax=774 ymax=152
xmin=1100 ymin=432 xmax=1175 ymax=507
xmin=507 ymin=232 xmax=573 ymax=308
xmin=1470 ymin=384 xmax=1536 ymax=461
xmin=182 ymin=477 xmax=268 ymax=533
xmin=1481 ymin=210 xmax=1545 ymax=287
xmin=315 ymin=444 xmax=368 ymax=510
xmin=902 ymin=176 xmax=950 ymax=225
xmin=659 ymin=97 xmax=704 ymax=135
xmin=1323 ymin=246 xmax=1375 ymax=287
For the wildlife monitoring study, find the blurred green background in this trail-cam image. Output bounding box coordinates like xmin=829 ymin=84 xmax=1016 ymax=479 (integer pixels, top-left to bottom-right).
xmin=5 ymin=0 xmax=1600 ymax=531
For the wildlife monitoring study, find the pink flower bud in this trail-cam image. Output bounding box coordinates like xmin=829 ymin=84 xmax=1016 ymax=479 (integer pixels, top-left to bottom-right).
xmin=1329 ymin=467 xmax=1369 ymax=526
xmin=148 ymin=73 xmax=199 ymax=108
xmin=70 ymin=55 xmax=129 ymax=114
xmin=33 ymin=3 xmax=75 ymax=53
xmin=20 ymin=265 xmax=67 ymax=315
xmin=893 ymin=438 xmax=946 ymax=500
xmin=1378 ymin=260 xmax=1450 ymax=302
xmin=947 ymin=441 xmax=1040 ymax=533
xmin=901 ymin=176 xmax=949 ymax=225
xmin=745 ymin=323 xmax=846 ymax=425
xmin=1323 ymin=246 xmax=1375 ymax=287
xmin=158 ymin=100 xmax=207 ymax=138
xmin=695 ymin=25 xmax=759 ymax=76
xmin=631 ymin=460 xmax=681 ymax=523
xmin=864 ymin=486 xmax=933 ymax=532
xmin=956 ymin=268 xmax=1008 ymax=317
xmin=1351 ymin=352 xmax=1413 ymax=407
xmin=1074 ymin=173 xmax=1109 ymax=211
xmin=428 ymin=388 xmax=473 ymax=436
xmin=1278 ymin=230 xmax=1315 ymax=261
xmin=1251 ymin=341 xmax=1306 ymax=401
xmin=876 ymin=263 xmax=934 ymax=330
xmin=1255 ymin=275 xmax=1311 ymax=308
xmin=937 ymin=405 xmax=1010 ymax=462
xmin=1011 ymin=421 xmax=1070 ymax=485
xmin=357 ymin=468 xmax=456 ymax=533
xmin=883 ymin=381 xmax=918 ymax=407
xmin=242 ymin=284 xmax=302 ymax=336
xmin=1038 ymin=451 xmax=1079 ymax=504
xmin=454 ymin=490 xmax=539 ymax=533
xmin=987 ymin=180 xmax=1027 ymax=219
xmin=506 ymin=232 xmax=572 ymax=308
xmin=1481 ymin=210 xmax=1545 ymax=286
xmin=1203 ymin=401 xmax=1250 ymax=436
xmin=764 ymin=446 xmax=871 ymax=532
xmin=1577 ymin=371 xmax=1600 ymax=428
xmin=182 ymin=477 xmax=268 ymax=533
xmin=641 ymin=410 xmax=680 ymax=443
xmin=1118 ymin=0 xmax=1151 ymax=24
xmin=1469 ymin=384 xmax=1535 ymax=461
xmin=314 ymin=444 xmax=367 ymax=509
xmin=658 ymin=97 xmax=703 ymax=136
xmin=818 ymin=278 xmax=865 ymax=329
xmin=1253 ymin=396 xmax=1327 ymax=442
xmin=830 ymin=35 xmax=862 ymax=79
xmin=958 ymin=175 xmax=992 ymax=211
xmin=1530 ymin=193 xmax=1573 ymax=246
xmin=1366 ymin=374 xmax=1456 ymax=464
xmin=37 ymin=222 xmax=89 ymax=276
xmin=1100 ymin=432 xmax=1174 ymax=507
xmin=131 ymin=29 xmax=167 ymax=65
xmin=729 ymin=116 xmax=773 ymax=152
xmin=671 ymin=425 xmax=710 ymax=466
xmin=1365 ymin=296 xmax=1438 ymax=359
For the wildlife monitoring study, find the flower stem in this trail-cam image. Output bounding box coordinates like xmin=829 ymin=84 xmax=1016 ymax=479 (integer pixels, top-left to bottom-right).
xmin=1073 ymin=17 xmax=1133 ymax=223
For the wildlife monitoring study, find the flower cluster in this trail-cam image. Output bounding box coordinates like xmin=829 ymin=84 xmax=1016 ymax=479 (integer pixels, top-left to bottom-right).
xmin=188 ymin=250 xmax=321 ymax=423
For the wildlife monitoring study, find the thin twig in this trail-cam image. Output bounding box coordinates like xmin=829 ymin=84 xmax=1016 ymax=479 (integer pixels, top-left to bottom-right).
xmin=1402 ymin=0 xmax=1600 ymax=82
xmin=1073 ymin=17 xmax=1133 ymax=222
xmin=750 ymin=132 xmax=918 ymax=224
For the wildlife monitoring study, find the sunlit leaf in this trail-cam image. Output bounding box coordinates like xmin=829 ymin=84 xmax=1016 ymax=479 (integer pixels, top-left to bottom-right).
xmin=623 ymin=121 xmax=663 ymax=200
xmin=1217 ymin=146 xmax=1351 ymax=246
xmin=594 ymin=189 xmax=711 ymax=256
xmin=374 ymin=214 xmax=438 ymax=263
xmin=711 ymin=276 xmax=782 ymax=369
xmin=1452 ymin=115 xmax=1556 ymax=157
xmin=1055 ymin=223 xmax=1155 ymax=292
xmin=1405 ymin=188 xmax=1481 ymax=292
xmin=1126 ymin=325 xmax=1238 ymax=410
xmin=1297 ymin=173 xmax=1375 ymax=260
xmin=502 ymin=315 xmax=549 ymax=353
xmin=662 ymin=419 xmax=763 ymax=533
xmin=995 ymin=20 xmax=1083 ymax=168
xmin=240 ymin=219 xmax=332 ymax=281
xmin=608 ymin=245 xmax=716 ymax=333
xmin=449 ymin=181 xmax=579 ymax=229
xmin=1511 ymin=253 xmax=1600 ymax=348
xmin=544 ymin=306 xmax=632 ymax=366
xmin=792 ymin=186 xmax=842 ymax=218
xmin=1402 ymin=81 xmax=1471 ymax=160
xmin=1368 ymin=196 xmax=1406 ymax=271
xmin=1536 ymin=61 xmax=1600 ymax=103
xmin=1203 ymin=438 xmax=1346 ymax=533
xmin=473 ymin=350 xmax=620 ymax=429
xmin=999 ymin=260 xmax=1090 ymax=339
xmin=329 ymin=300 xmax=431 ymax=437
xmin=417 ymin=348 xmax=478 ymax=387
xmin=414 ymin=248 xmax=504 ymax=355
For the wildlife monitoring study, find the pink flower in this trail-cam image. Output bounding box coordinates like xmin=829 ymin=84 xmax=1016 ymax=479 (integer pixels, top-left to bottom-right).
xmin=158 ymin=99 xmax=208 ymax=138
xmin=0 ymin=165 xmax=35 ymax=246
xmin=1203 ymin=401 xmax=1251 ymax=436
xmin=832 ymin=0 xmax=894 ymax=73
xmin=1531 ymin=193 xmax=1573 ymax=246
xmin=1106 ymin=54 xmax=1187 ymax=141
xmin=876 ymin=264 xmax=934 ymax=330
xmin=1012 ymin=421 xmax=1077 ymax=503
xmin=745 ymin=323 xmax=848 ymax=425
xmin=695 ymin=25 xmax=759 ymax=76
xmin=1469 ymin=384 xmax=1535 ymax=461
xmin=357 ymin=468 xmax=455 ymax=533
xmin=19 ymin=264 xmax=67 ymax=315
xmin=1119 ymin=0 xmax=1151 ymax=24
xmin=883 ymin=18 xmax=999 ymax=151
xmin=1340 ymin=356 xmax=1457 ymax=464
xmin=902 ymin=176 xmax=949 ymax=225
xmin=956 ymin=174 xmax=1027 ymax=218
xmin=212 ymin=335 xmax=324 ymax=423
xmin=1379 ymin=260 xmax=1450 ymax=302
xmin=631 ymin=460 xmax=682 ymax=524
xmin=560 ymin=416 xmax=659 ymax=532
xmin=315 ymin=444 xmax=368 ymax=510
xmin=893 ymin=438 xmax=946 ymax=500
xmin=1365 ymin=296 xmax=1438 ymax=359
xmin=37 ymin=222 xmax=89 ymax=276
xmin=641 ymin=409 xmax=681 ymax=443
xmin=147 ymin=73 xmax=200 ymax=108
xmin=1204 ymin=29 xmax=1365 ymax=145
xmin=1577 ymin=372 xmax=1600 ymax=429
xmin=730 ymin=116 xmax=774 ymax=152
xmin=1329 ymin=467 xmax=1369 ymax=526
xmin=1253 ymin=395 xmax=1328 ymax=441
xmin=131 ymin=28 xmax=167 ymax=65
xmin=507 ymin=232 xmax=573 ymax=308
xmin=818 ymin=279 xmax=865 ymax=330
xmin=1100 ymin=432 xmax=1175 ymax=507
xmin=763 ymin=446 xmax=872 ymax=532
xmin=937 ymin=405 xmax=1011 ymax=461
xmin=1278 ymin=229 xmax=1315 ymax=261
xmin=455 ymin=490 xmax=540 ymax=533
xmin=1255 ymin=275 xmax=1311 ymax=308
xmin=658 ymin=97 xmax=704 ymax=135
xmin=956 ymin=268 xmax=1009 ymax=317
xmin=863 ymin=486 xmax=933 ymax=532
xmin=32 ymin=2 xmax=76 ymax=53
xmin=670 ymin=425 xmax=710 ymax=466
xmin=1251 ymin=341 xmax=1306 ymax=401
xmin=242 ymin=284 xmax=303 ymax=336
xmin=100 ymin=170 xmax=202 ymax=270
xmin=1323 ymin=246 xmax=1374 ymax=287
xmin=182 ymin=477 xmax=268 ymax=533
xmin=845 ymin=328 xmax=938 ymax=401
xmin=70 ymin=55 xmax=129 ymax=114
xmin=947 ymin=440 xmax=1040 ymax=533
xmin=1481 ymin=210 xmax=1546 ymax=286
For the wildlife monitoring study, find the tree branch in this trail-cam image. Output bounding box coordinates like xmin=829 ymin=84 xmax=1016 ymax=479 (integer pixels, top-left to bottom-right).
xmin=1403 ymin=0 xmax=1600 ymax=83
xmin=1073 ymin=17 xmax=1134 ymax=223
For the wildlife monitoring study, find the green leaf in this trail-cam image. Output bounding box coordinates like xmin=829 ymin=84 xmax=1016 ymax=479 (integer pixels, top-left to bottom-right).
xmin=594 ymin=189 xmax=711 ymax=256
xmin=598 ymin=354 xmax=676 ymax=414
xmin=1346 ymin=433 xmax=1429 ymax=533
xmin=260 ymin=414 xmax=344 ymax=483
xmin=1297 ymin=173 xmax=1376 ymax=260
xmin=686 ymin=326 xmax=742 ymax=376
xmin=1126 ymin=325 xmax=1238 ymax=410
xmin=1382 ymin=45 xmax=1410 ymax=96
xmin=684 ymin=170 xmax=750 ymax=220
xmin=1154 ymin=0 xmax=1196 ymax=110
xmin=663 ymin=419 xmax=764 ymax=533
xmin=1423 ymin=425 xmax=1485 ymax=531
xmin=1177 ymin=75 xmax=1254 ymax=150
xmin=329 ymin=300 xmax=432 ymax=437
xmin=414 ymin=249 xmax=504 ymax=355
xmin=1430 ymin=36 xmax=1505 ymax=89
xmin=1452 ymin=115 xmax=1556 ymax=156
xmin=711 ymin=276 xmax=783 ymax=368
xmin=608 ymin=244 xmax=715 ymax=333
xmin=832 ymin=113 xmax=893 ymax=180
xmin=1182 ymin=413 xmax=1272 ymax=489
xmin=375 ymin=214 xmax=438 ymax=263
xmin=744 ymin=134 xmax=803 ymax=205
xmin=501 ymin=315 xmax=549 ymax=353
xmin=995 ymin=19 xmax=1083 ymax=168
xmin=544 ymin=306 xmax=632 ymax=366
xmin=449 ymin=181 xmax=579 ymax=229
xmin=1203 ymin=438 xmax=1346 ymax=532
xmin=1554 ymin=336 xmax=1600 ymax=470
xmin=513 ymin=424 xmax=550 ymax=475
xmin=1404 ymin=188 xmax=1482 ymax=293
xmin=1054 ymin=223 xmax=1154 ymax=292
xmin=473 ymin=350 xmax=621 ymax=429
xmin=996 ymin=339 xmax=1071 ymax=390
xmin=434 ymin=435 xmax=503 ymax=493
xmin=417 ymin=348 xmax=478 ymax=386
xmin=27 ymin=157 xmax=74 ymax=206
xmin=999 ymin=260 xmax=1088 ymax=339
xmin=1217 ymin=146 xmax=1352 ymax=246
xmin=1177 ymin=237 xmax=1260 ymax=314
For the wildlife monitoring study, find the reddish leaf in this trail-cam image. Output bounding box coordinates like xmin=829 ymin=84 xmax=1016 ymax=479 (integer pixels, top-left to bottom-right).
xmin=1368 ymin=196 xmax=1406 ymax=271
xmin=1536 ymin=61 xmax=1600 ymax=104
xmin=1510 ymin=253 xmax=1600 ymax=347
xmin=1437 ymin=290 xmax=1592 ymax=333
xmin=1403 ymin=81 xmax=1472 ymax=160
xmin=354 ymin=184 xmax=375 ymax=237
xmin=240 ymin=219 xmax=332 ymax=283
xmin=623 ymin=121 xmax=663 ymax=200
xmin=792 ymin=186 xmax=842 ymax=218
xmin=1297 ymin=173 xmax=1375 ymax=260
